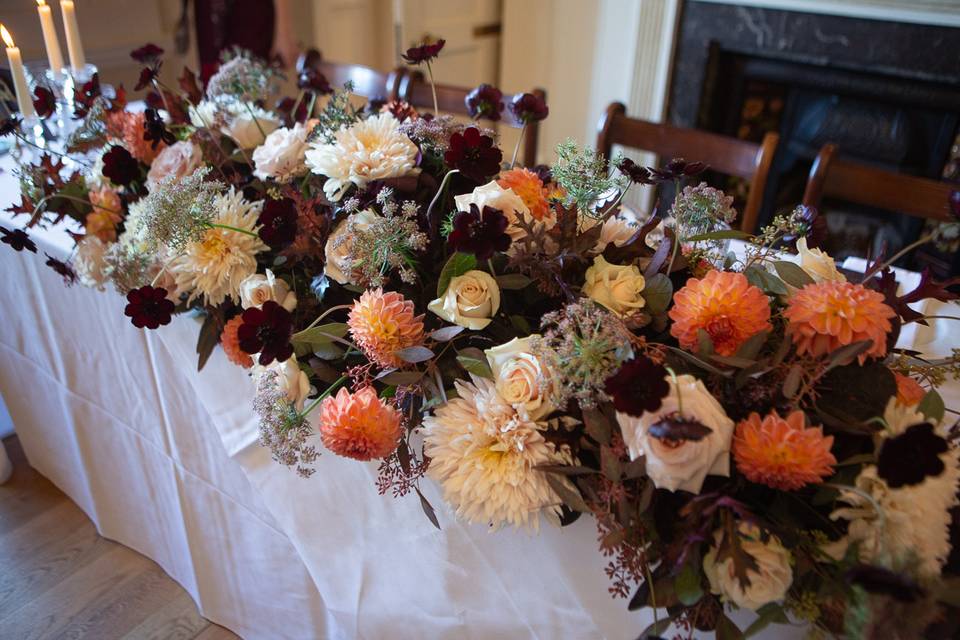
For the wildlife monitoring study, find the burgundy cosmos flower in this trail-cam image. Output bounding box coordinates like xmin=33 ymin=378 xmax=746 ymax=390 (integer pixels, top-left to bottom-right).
xmin=0 ymin=226 xmax=37 ymax=253
xmin=617 ymin=158 xmax=654 ymax=185
xmin=33 ymin=86 xmax=56 ymax=119
xmin=0 ymin=115 xmax=21 ymax=136
xmin=124 ymin=285 xmax=175 ymax=329
xmin=143 ymin=108 xmax=175 ymax=150
xmin=465 ymin=84 xmax=504 ymax=121
xmin=509 ymin=92 xmax=548 ymax=124
xmin=297 ymin=68 xmax=332 ymax=95
xmin=73 ymin=73 xmax=101 ymax=118
xmin=130 ymin=43 xmax=164 ymax=64
xmin=448 ymin=204 xmax=511 ymax=260
xmin=604 ymin=356 xmax=669 ymax=417
xmin=45 ymin=253 xmax=77 ymax=285
xmin=445 ymin=127 xmax=502 ymax=182
xmin=257 ymin=198 xmax=298 ymax=249
xmin=877 ymin=422 xmax=948 ymax=488
xmin=649 ymin=158 xmax=706 ymax=182
xmin=102 ymin=146 xmax=141 ymax=187
xmin=402 ymin=39 xmax=445 ymax=65
xmin=237 ymin=301 xmax=294 ymax=366
xmin=135 ymin=67 xmax=159 ymax=92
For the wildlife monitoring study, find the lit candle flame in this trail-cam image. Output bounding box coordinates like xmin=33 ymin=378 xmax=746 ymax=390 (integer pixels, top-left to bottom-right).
xmin=38 ymin=0 xmax=48 ymax=7
xmin=0 ymin=25 xmax=14 ymax=49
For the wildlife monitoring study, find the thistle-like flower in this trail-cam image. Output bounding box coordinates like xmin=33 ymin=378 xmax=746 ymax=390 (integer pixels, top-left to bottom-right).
xmin=206 ymin=53 xmax=275 ymax=104
xmin=254 ymin=371 xmax=319 ymax=479
xmin=137 ymin=168 xmax=224 ymax=252
xmin=551 ymin=140 xmax=626 ymax=215
xmin=343 ymin=195 xmax=428 ymax=286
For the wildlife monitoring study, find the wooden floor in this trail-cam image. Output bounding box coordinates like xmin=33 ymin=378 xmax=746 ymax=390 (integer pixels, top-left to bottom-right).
xmin=0 ymin=436 xmax=241 ymax=640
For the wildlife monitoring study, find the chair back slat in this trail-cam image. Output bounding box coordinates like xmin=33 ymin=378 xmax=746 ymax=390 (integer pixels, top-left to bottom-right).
xmin=315 ymin=60 xmax=402 ymax=102
xmin=804 ymin=145 xmax=954 ymax=222
xmin=596 ymin=102 xmax=779 ymax=233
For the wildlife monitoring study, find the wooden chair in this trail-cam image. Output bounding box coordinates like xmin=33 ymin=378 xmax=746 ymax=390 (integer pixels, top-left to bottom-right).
xmin=596 ymin=102 xmax=780 ymax=233
xmin=299 ymin=49 xmax=404 ymax=103
xmin=397 ymin=70 xmax=544 ymax=168
xmin=803 ymin=143 xmax=955 ymax=222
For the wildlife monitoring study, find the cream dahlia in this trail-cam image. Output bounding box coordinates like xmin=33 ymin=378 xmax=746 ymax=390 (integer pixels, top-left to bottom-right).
xmin=347 ymin=288 xmax=425 ymax=369
xmin=305 ymin=113 xmax=419 ymax=201
xmin=170 ymin=188 xmax=267 ymax=305
xmin=733 ymin=410 xmax=836 ymax=490
xmin=423 ymin=376 xmax=569 ymax=530
xmin=669 ymin=270 xmax=772 ymax=356
xmin=319 ymin=386 xmax=402 ymax=460
xmin=784 ymin=281 xmax=894 ymax=363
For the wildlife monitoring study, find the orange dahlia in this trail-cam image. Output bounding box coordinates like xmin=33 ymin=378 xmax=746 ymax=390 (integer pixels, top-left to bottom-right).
xmin=220 ymin=315 xmax=253 ymax=368
xmin=733 ymin=410 xmax=836 ymax=490
xmin=347 ymin=288 xmax=425 ymax=369
xmin=669 ymin=270 xmax=772 ymax=356
xmin=894 ymin=372 xmax=926 ymax=406
xmin=783 ymin=281 xmax=894 ymax=364
xmin=85 ymin=186 xmax=123 ymax=242
xmin=319 ymin=386 xmax=402 ymax=460
xmin=498 ymin=168 xmax=551 ymax=221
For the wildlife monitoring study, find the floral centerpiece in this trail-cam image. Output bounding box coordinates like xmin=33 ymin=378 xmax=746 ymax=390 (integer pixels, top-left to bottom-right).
xmin=4 ymin=40 xmax=960 ymax=639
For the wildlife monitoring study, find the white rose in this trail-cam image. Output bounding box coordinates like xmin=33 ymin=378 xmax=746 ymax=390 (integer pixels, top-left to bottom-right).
xmin=796 ymin=237 xmax=844 ymax=283
xmin=74 ymin=236 xmax=110 ymax=290
xmin=252 ymin=122 xmax=311 ymax=182
xmin=324 ymin=209 xmax=378 ymax=285
xmin=615 ymin=374 xmax=734 ymax=493
xmin=238 ymin=269 xmax=297 ymax=311
xmin=582 ymin=255 xmax=646 ymax=318
xmin=222 ymin=103 xmax=280 ymax=150
xmin=255 ymin=356 xmax=311 ymax=411
xmin=454 ymin=181 xmax=544 ymax=243
xmin=147 ymin=141 xmax=202 ymax=191
xmin=703 ymin=522 xmax=792 ymax=610
xmin=428 ymin=270 xmax=500 ymax=330
xmin=595 ymin=212 xmax=640 ymax=251
xmin=484 ymin=336 xmax=555 ymax=420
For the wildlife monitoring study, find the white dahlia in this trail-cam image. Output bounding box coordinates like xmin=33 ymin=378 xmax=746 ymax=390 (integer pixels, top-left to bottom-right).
xmin=170 ymin=188 xmax=267 ymax=305
xmin=305 ymin=113 xmax=419 ymax=201
xmin=423 ymin=376 xmax=571 ymax=531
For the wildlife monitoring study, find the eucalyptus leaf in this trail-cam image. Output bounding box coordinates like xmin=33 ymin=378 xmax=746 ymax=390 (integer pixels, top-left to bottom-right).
xmin=496 ymin=273 xmax=532 ymax=290
xmin=456 ymin=347 xmax=492 ymax=378
xmin=377 ymin=370 xmax=425 ymax=386
xmin=773 ymin=260 xmax=815 ymax=288
xmin=735 ymin=330 xmax=769 ymax=361
xmin=918 ymin=389 xmax=945 ymax=423
xmin=437 ymin=252 xmax=477 ymax=297
xmin=292 ymin=322 xmax=349 ymax=347
xmin=395 ymin=345 xmax=435 ymax=363
xmin=543 ymin=473 xmax=589 ymax=513
xmin=675 ymin=562 xmax=704 ymax=606
xmin=643 ymin=273 xmax=673 ymax=315
xmin=429 ymin=325 xmax=465 ymax=342
xmin=744 ymin=265 xmax=788 ymax=296
xmin=783 ymin=364 xmax=803 ymax=399
xmin=415 ymin=486 xmax=441 ymax=530
xmin=826 ymin=340 xmax=874 ymax=370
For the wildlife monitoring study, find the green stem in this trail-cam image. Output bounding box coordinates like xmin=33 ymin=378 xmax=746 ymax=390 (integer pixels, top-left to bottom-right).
xmin=302 ymin=304 xmax=353 ymax=332
xmin=426 ymin=62 xmax=439 ymax=115
xmin=510 ymin=122 xmax=527 ymax=168
xmin=14 ymin=131 xmax=93 ymax=168
xmin=306 ymin=93 xmax=318 ymax=121
xmin=206 ymin=222 xmax=259 ymax=238
xmin=300 ymin=375 xmax=348 ymax=419
xmin=861 ymin=234 xmax=934 ymax=282
xmin=241 ymin=100 xmax=269 ymax=143
xmin=290 ymin=89 xmax=305 ymax=123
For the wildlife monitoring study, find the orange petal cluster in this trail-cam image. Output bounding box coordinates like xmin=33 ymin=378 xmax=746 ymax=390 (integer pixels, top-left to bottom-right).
xmin=319 ymin=386 xmax=402 ymax=460
xmin=347 ymin=288 xmax=425 ymax=369
xmin=669 ymin=270 xmax=771 ymax=356
xmin=733 ymin=410 xmax=836 ymax=490
xmin=106 ymin=111 xmax=162 ymax=164
xmin=783 ymin=281 xmax=894 ymax=364
xmin=85 ymin=186 xmax=123 ymax=242
xmin=894 ymin=372 xmax=926 ymax=406
xmin=220 ymin=315 xmax=253 ymax=368
xmin=498 ymin=168 xmax=551 ymax=221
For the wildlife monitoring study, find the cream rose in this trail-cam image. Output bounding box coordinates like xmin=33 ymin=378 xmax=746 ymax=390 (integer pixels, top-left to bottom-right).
xmin=454 ymin=181 xmax=541 ymax=243
xmin=223 ymin=103 xmax=280 ymax=150
xmin=238 ymin=269 xmax=297 ymax=311
xmin=796 ymin=237 xmax=844 ymax=283
xmin=324 ymin=209 xmax=378 ymax=285
xmin=615 ymin=374 xmax=734 ymax=493
xmin=146 ymin=141 xmax=202 ymax=191
xmin=582 ymin=255 xmax=646 ymax=318
xmin=256 ymin=356 xmax=311 ymax=411
xmin=484 ymin=336 xmax=555 ymax=420
xmin=703 ymin=522 xmax=792 ymax=610
xmin=252 ymin=122 xmax=311 ymax=182
xmin=428 ymin=270 xmax=500 ymax=330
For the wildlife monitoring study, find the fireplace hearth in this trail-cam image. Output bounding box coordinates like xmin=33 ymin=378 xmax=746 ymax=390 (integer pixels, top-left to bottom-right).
xmin=668 ymin=2 xmax=960 ymax=273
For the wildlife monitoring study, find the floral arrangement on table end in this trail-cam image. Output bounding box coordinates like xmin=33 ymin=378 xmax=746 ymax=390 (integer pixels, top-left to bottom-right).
xmin=4 ymin=39 xmax=960 ymax=639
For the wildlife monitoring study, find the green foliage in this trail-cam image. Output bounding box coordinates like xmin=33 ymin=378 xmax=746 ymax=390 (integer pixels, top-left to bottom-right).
xmin=551 ymin=139 xmax=626 ymax=215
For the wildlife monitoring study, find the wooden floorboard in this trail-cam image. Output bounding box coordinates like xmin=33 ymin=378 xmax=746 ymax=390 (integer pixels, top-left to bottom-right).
xmin=0 ymin=436 xmax=241 ymax=640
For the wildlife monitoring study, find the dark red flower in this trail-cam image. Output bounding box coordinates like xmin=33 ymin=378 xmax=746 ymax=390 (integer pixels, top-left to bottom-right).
xmin=605 ymin=356 xmax=670 ymax=417
xmin=0 ymin=226 xmax=37 ymax=253
xmin=402 ymin=39 xmax=446 ymax=65
xmin=257 ymin=198 xmax=298 ymax=248
xmin=877 ymin=422 xmax=948 ymax=488
xmin=33 ymin=86 xmax=56 ymax=118
xmin=45 ymin=253 xmax=77 ymax=285
xmin=143 ymin=108 xmax=175 ymax=149
xmin=124 ymin=285 xmax=175 ymax=330
xmin=649 ymin=158 xmax=707 ymax=182
xmin=447 ymin=204 xmax=511 ymax=260
xmin=845 ymin=565 xmax=925 ymax=602
xmin=444 ymin=127 xmax=502 ymax=182
xmin=509 ymin=93 xmax=549 ymax=124
xmin=784 ymin=205 xmax=827 ymax=249
xmin=73 ymin=73 xmax=101 ymax=118
xmin=102 ymin=145 xmax=141 ymax=187
xmin=465 ymin=84 xmax=504 ymax=121
xmin=0 ymin=115 xmax=21 ymax=136
xmin=135 ymin=66 xmax=159 ymax=92
xmin=130 ymin=43 xmax=164 ymax=64
xmin=617 ymin=158 xmax=654 ymax=185
xmin=144 ymin=91 xmax=165 ymax=110
xmin=648 ymin=414 xmax=712 ymax=442
xmin=297 ymin=68 xmax=332 ymax=95
xmin=237 ymin=300 xmax=294 ymax=366
xmin=381 ymin=100 xmax=418 ymax=123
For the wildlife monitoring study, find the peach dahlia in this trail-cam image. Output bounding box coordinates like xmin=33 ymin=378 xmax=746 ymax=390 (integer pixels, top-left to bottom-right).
xmin=347 ymin=288 xmax=425 ymax=369
xmin=319 ymin=386 xmax=402 ymax=461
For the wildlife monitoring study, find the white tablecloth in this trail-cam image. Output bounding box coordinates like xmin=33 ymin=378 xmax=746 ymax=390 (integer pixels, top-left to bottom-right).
xmin=2 ymin=149 xmax=955 ymax=639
